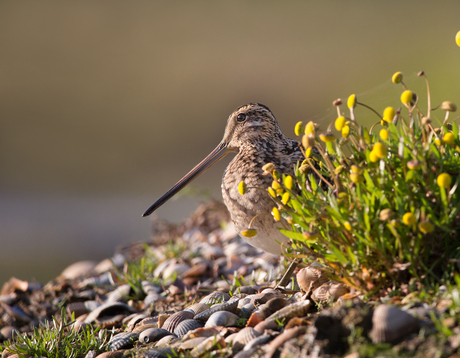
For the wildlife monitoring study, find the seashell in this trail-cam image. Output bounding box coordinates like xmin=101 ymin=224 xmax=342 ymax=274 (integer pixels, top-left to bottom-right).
xmin=296 ymin=265 xmax=328 ymax=294
xmin=106 ymin=284 xmax=132 ymax=303
xmin=199 ymin=291 xmax=231 ymax=305
xmin=191 ymin=334 xmax=226 ymax=356
xmin=84 ymin=350 xmax=98 ymax=358
xmin=233 ymin=286 xmax=259 ymax=295
xmin=142 ymin=347 xmax=177 ymax=358
xmin=144 ymin=293 xmax=162 ymax=306
xmin=253 ymin=319 xmax=279 ymax=333
xmin=232 ymin=327 xmax=262 ymax=351
xmin=84 ymin=302 xmax=135 ymax=324
xmin=60 ymin=260 xmax=97 ymax=280
xmin=139 ymin=328 xmax=172 ymax=344
xmin=267 ymin=326 xmax=307 ymax=351
xmin=370 ymin=304 xmax=420 ymax=343
xmin=205 ymin=311 xmax=239 ymax=328
xmin=161 ymin=310 xmax=194 ymax=333
xmin=246 ymin=297 xmax=287 ymax=327
xmin=1 ymin=303 xmax=30 ymax=323
xmin=249 ymin=291 xmax=278 ymax=305
xmin=108 ymin=332 xmax=138 ymax=351
xmin=240 ymin=302 xmax=256 ymax=318
xmin=181 ymin=326 xmax=228 ymax=340
xmin=266 ymin=299 xmax=311 ymax=323
xmin=133 ymin=324 xmax=158 ymax=334
xmin=162 ymin=262 xmax=191 ymax=280
xmin=125 ymin=314 xmax=148 ymax=331
xmin=174 ymin=319 xmax=204 ymax=337
xmin=67 ymin=300 xmax=101 ymax=318
xmin=182 ymin=262 xmax=209 ymax=278
xmin=138 ymin=316 xmax=159 ymax=327
xmin=194 ymin=297 xmax=239 ymax=322
xmin=178 ymin=337 xmax=207 ymax=350
xmin=243 ymin=333 xmax=271 ymax=351
xmin=155 ymin=334 xmax=180 ymax=347
xmin=0 ymin=326 xmax=19 ymax=340
xmin=185 ymin=302 xmax=210 ymax=315
xmin=0 ymin=294 xmax=16 ymax=305
xmin=142 ymin=281 xmax=162 ymax=295
xmin=311 ymin=282 xmax=349 ymax=303
xmin=94 ymin=351 xmax=126 ymax=358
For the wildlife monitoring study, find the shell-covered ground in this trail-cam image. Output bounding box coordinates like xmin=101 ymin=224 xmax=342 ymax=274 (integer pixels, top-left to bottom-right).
xmin=0 ymin=202 xmax=459 ymax=358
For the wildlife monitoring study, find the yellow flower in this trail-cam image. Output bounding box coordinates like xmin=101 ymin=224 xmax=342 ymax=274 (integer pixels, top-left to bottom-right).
xmin=319 ymin=133 xmax=335 ymax=143
xmin=456 ymin=31 xmax=460 ymax=47
xmin=383 ymin=107 xmax=395 ymax=123
xmin=335 ymin=116 xmax=346 ymax=131
xmin=305 ymin=121 xmax=316 ymax=135
xmin=347 ymin=94 xmax=357 ymax=109
xmin=344 ymin=221 xmax=352 ymax=231
xmin=434 ymin=138 xmax=442 ymax=146
xmin=272 ymin=170 xmax=281 ymax=180
xmin=241 ymin=229 xmax=257 ymax=238
xmin=402 ymin=212 xmax=416 ymax=226
xmin=268 ymin=187 xmax=277 ymax=198
xmin=334 ymin=165 xmax=344 ymax=175
xmin=281 ymin=192 xmax=290 ymax=205
xmin=373 ymin=142 xmax=387 ymax=158
xmin=418 ymin=221 xmax=434 ymax=234
xmin=350 ymin=173 xmax=364 ymax=183
xmin=305 ymin=147 xmax=312 ymax=158
xmin=238 ymin=181 xmax=247 ymax=195
xmin=369 ymin=150 xmax=379 ymax=163
xmin=407 ymin=160 xmax=422 ymax=170
xmin=380 ymin=128 xmax=389 ymax=141
xmin=392 ymin=72 xmax=403 ymax=84
xmin=342 ymin=125 xmax=350 ymax=138
xmin=437 ymin=173 xmax=452 ymax=188
xmin=401 ymin=90 xmax=413 ymax=105
xmin=294 ymin=121 xmax=304 ymax=136
xmin=443 ymin=132 xmax=455 ymax=145
xmin=272 ymin=180 xmax=282 ymax=191
xmin=284 ymin=175 xmax=293 ymax=190
xmin=351 ymin=165 xmax=363 ymax=174
xmin=272 ymin=207 xmax=281 ymax=221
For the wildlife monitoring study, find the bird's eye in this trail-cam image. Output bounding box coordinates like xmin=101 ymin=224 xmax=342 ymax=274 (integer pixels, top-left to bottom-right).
xmin=237 ymin=113 xmax=246 ymax=122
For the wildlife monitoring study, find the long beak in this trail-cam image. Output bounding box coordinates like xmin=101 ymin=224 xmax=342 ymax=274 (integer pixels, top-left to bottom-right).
xmin=142 ymin=141 xmax=229 ymax=217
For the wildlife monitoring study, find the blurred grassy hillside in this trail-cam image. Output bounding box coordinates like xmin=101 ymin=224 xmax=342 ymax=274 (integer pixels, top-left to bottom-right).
xmin=1 ymin=1 xmax=460 ymax=284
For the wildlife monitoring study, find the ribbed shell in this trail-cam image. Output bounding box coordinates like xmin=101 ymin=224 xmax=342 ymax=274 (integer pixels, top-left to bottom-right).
xmin=199 ymin=291 xmax=231 ymax=305
xmin=174 ymin=319 xmax=204 ymax=337
xmin=108 ymin=332 xmax=138 ymax=351
xmin=266 ymin=299 xmax=310 ymax=322
xmin=161 ymin=310 xmax=194 ymax=333
xmin=232 ymin=327 xmax=262 ymax=351
xmin=194 ymin=298 xmax=239 ymax=322
xmin=185 ymin=303 xmax=210 ymax=315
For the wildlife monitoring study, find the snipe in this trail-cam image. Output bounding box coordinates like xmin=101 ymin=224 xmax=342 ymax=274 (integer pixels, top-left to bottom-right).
xmin=143 ymin=103 xmax=304 ymax=257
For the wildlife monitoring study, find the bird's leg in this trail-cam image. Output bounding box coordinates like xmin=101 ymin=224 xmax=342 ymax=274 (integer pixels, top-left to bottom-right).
xmin=275 ymin=258 xmax=300 ymax=289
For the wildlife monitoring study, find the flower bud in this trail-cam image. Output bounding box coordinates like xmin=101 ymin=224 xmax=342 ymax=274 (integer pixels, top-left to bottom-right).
xmin=379 ymin=208 xmax=394 ymax=221
xmin=392 ymin=72 xmax=403 ymax=84
xmin=319 ymin=133 xmax=335 ymax=143
xmin=347 ymin=94 xmax=357 ymax=109
xmin=437 ymin=173 xmax=452 ymax=188
xmin=335 ymin=116 xmax=346 ymax=131
xmin=440 ymin=101 xmax=457 ymax=112
xmin=238 ymin=181 xmax=247 ymax=195
xmin=294 ymin=121 xmax=304 ymax=136
xmin=272 ymin=207 xmax=281 ymax=221
xmin=401 ymin=90 xmax=413 ymax=105
xmin=402 ymin=212 xmax=416 ymax=226
xmin=241 ymin=229 xmax=257 ymax=237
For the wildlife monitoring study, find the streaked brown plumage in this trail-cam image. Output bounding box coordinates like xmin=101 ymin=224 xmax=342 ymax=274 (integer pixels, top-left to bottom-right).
xmin=143 ymin=103 xmax=304 ymax=255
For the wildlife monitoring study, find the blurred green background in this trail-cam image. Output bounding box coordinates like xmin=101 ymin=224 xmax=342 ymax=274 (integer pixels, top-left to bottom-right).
xmin=1 ymin=1 xmax=460 ymax=285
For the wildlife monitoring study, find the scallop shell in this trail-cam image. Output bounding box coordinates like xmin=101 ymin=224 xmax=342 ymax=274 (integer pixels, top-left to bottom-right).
xmin=108 ymin=332 xmax=138 ymax=351
xmin=139 ymin=328 xmax=172 ymax=344
xmin=199 ymin=291 xmax=231 ymax=305
xmin=185 ymin=303 xmax=210 ymax=315
xmin=190 ymin=334 xmax=226 ymax=356
xmin=265 ymin=299 xmax=310 ymax=323
xmin=232 ymin=327 xmax=262 ymax=351
xmin=311 ymin=282 xmax=349 ymax=303
xmin=194 ymin=297 xmax=239 ymax=322
xmin=106 ymin=284 xmax=132 ymax=303
xmin=370 ymin=304 xmax=420 ymax=343
xmin=161 ymin=310 xmax=194 ymax=333
xmin=174 ymin=319 xmax=204 ymax=338
xmin=141 ymin=347 xmax=177 ymax=358
xmin=125 ymin=313 xmax=148 ymax=331
xmin=296 ymin=265 xmax=328 ymax=293
xmin=243 ymin=333 xmax=271 ymax=351
xmin=205 ymin=311 xmax=239 ymax=328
